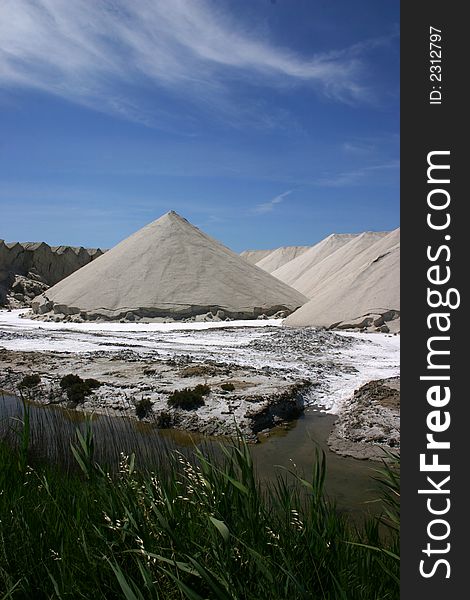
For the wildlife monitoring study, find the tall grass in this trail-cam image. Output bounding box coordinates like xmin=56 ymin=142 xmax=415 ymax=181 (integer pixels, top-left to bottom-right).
xmin=0 ymin=401 xmax=399 ymax=599
xmin=0 ymin=393 xmax=193 ymax=473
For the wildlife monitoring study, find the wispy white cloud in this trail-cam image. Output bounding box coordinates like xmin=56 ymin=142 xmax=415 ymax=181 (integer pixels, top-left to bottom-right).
xmin=0 ymin=0 xmax=371 ymax=127
xmin=341 ymin=132 xmax=399 ymax=156
xmin=324 ymin=27 xmax=399 ymax=61
xmin=316 ymin=161 xmax=399 ymax=187
xmin=342 ymin=141 xmax=376 ymax=155
xmin=253 ymin=190 xmax=292 ymax=214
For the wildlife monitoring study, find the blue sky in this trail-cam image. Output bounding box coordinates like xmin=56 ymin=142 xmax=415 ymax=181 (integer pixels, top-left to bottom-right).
xmin=0 ymin=0 xmax=399 ymax=252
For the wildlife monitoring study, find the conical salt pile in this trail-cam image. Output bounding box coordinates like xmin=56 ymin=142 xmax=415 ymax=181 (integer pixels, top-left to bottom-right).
xmin=254 ymin=246 xmax=310 ymax=273
xmin=272 ymin=232 xmax=384 ymax=294
xmin=239 ymin=249 xmax=273 ymax=265
xmin=32 ymin=211 xmax=307 ymax=321
xmin=283 ymin=228 xmax=400 ymax=329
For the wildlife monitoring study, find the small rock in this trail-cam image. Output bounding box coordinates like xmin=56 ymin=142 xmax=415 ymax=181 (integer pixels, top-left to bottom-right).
xmin=376 ymin=325 xmax=390 ymax=333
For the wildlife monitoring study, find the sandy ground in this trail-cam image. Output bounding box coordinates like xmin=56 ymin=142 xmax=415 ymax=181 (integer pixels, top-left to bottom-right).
xmin=0 ymin=309 xmax=400 ymax=449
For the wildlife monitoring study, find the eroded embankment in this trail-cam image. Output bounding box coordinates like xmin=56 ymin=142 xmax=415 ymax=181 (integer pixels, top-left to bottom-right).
xmin=328 ymin=377 xmax=400 ymax=460
xmin=0 ymin=348 xmax=310 ymax=439
xmin=0 ymin=240 xmax=104 ymax=308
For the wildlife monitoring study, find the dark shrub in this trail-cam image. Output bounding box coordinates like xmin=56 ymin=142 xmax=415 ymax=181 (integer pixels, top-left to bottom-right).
xmin=193 ymin=384 xmax=210 ymax=396
xmin=65 ymin=384 xmax=88 ymax=404
xmin=156 ymin=411 xmax=173 ymax=428
xmin=60 ymin=374 xmax=82 ymax=390
xmin=18 ymin=374 xmax=41 ymax=389
xmin=221 ymin=383 xmax=235 ymax=392
xmin=135 ymin=397 xmax=153 ymax=420
xmin=168 ymin=387 xmax=206 ymax=410
xmin=59 ymin=374 xmax=102 ymax=405
xmin=84 ymin=378 xmax=101 ymax=390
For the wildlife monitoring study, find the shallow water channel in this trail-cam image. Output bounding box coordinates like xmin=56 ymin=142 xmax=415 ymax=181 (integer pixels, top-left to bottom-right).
xmin=1 ymin=393 xmax=384 ymax=518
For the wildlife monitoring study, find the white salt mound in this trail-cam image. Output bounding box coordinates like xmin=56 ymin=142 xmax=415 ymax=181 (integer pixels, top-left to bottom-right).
xmin=239 ymin=249 xmax=273 ymax=265
xmin=283 ymin=229 xmax=400 ymax=330
xmin=32 ymin=211 xmax=307 ymax=322
xmin=255 ymin=246 xmax=310 ymax=273
xmin=271 ymin=233 xmax=361 ymax=288
xmin=282 ymin=231 xmax=390 ymax=299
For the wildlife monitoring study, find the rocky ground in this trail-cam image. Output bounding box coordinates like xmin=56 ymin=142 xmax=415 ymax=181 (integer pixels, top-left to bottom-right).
xmin=328 ymin=377 xmax=400 ymax=460
xmin=0 ymin=310 xmax=400 ymax=451
xmin=3 ymin=274 xmax=50 ymax=309
xmin=0 ymin=347 xmax=310 ymax=439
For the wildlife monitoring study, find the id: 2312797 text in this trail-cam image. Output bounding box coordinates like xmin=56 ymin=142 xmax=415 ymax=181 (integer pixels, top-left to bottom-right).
xmin=429 ymin=26 xmax=442 ymax=105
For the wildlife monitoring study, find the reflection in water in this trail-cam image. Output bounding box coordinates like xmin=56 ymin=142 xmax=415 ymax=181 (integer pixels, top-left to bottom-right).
xmin=253 ymin=411 xmax=382 ymax=516
xmin=0 ymin=393 xmax=381 ymax=517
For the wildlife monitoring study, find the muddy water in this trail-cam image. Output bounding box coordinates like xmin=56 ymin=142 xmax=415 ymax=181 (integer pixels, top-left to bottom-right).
xmin=252 ymin=410 xmax=382 ymax=516
xmin=0 ymin=394 xmax=382 ymax=517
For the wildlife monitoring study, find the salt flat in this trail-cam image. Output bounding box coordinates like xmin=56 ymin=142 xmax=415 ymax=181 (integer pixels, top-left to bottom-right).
xmin=0 ymin=309 xmax=399 ymax=416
